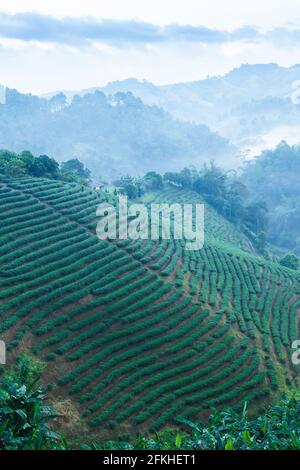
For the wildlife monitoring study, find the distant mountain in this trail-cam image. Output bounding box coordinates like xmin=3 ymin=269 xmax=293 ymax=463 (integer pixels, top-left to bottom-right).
xmin=52 ymin=63 xmax=300 ymax=155
xmin=0 ymin=88 xmax=237 ymax=180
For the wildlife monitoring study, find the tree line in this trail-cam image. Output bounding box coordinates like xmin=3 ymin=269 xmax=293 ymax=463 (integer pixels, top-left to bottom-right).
xmin=0 ymin=150 xmax=90 ymax=184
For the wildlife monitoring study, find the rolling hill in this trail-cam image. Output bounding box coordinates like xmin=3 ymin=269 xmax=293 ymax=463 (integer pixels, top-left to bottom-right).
xmin=0 ymin=175 xmax=299 ymax=442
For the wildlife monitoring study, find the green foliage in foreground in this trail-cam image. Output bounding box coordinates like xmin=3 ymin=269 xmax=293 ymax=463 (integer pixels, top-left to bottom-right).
xmin=91 ymin=398 xmax=300 ymax=450
xmin=1 ymin=357 xmax=300 ymax=450
xmin=0 ymin=356 xmax=66 ymax=450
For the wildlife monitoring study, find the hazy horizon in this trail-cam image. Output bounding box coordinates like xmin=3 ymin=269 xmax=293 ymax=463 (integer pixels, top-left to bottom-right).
xmin=1 ymin=62 xmax=300 ymax=97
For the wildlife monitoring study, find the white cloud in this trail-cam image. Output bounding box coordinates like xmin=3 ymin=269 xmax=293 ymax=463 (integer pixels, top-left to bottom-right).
xmin=0 ymin=37 xmax=55 ymax=49
xmin=1 ymin=0 xmax=300 ymax=29
xmin=0 ymin=1 xmax=300 ymax=93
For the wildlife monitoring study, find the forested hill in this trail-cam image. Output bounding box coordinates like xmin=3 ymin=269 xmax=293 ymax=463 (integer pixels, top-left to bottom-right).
xmin=0 ymin=88 xmax=237 ymax=180
xmin=242 ymin=142 xmax=300 ymax=255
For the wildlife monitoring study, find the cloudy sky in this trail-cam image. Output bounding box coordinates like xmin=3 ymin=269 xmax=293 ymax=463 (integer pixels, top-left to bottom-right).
xmin=1 ymin=0 xmax=300 ymax=94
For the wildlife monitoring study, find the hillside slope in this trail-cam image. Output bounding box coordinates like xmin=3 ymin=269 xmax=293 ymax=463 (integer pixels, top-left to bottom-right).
xmin=0 ymin=176 xmax=299 ymax=441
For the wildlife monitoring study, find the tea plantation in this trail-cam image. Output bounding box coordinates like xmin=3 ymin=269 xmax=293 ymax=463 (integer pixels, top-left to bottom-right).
xmin=0 ymin=176 xmax=299 ymax=439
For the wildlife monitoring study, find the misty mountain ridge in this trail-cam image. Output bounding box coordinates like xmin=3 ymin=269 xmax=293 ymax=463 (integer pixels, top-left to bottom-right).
xmin=0 ymin=88 xmax=238 ymax=180
xmin=46 ymin=63 xmax=300 ymax=156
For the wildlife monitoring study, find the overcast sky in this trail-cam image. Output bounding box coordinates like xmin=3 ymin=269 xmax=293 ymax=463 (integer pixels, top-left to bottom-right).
xmin=1 ymin=0 xmax=300 ymax=94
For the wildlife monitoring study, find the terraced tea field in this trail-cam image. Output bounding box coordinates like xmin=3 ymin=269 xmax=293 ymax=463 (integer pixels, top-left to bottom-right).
xmin=0 ymin=176 xmax=299 ymax=438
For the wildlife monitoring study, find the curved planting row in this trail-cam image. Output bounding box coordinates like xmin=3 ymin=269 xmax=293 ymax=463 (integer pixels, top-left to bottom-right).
xmin=0 ymin=177 xmax=299 ymax=437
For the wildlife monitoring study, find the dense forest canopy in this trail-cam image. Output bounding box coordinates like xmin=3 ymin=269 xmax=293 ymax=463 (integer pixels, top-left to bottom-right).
xmin=0 ymin=150 xmax=90 ymax=184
